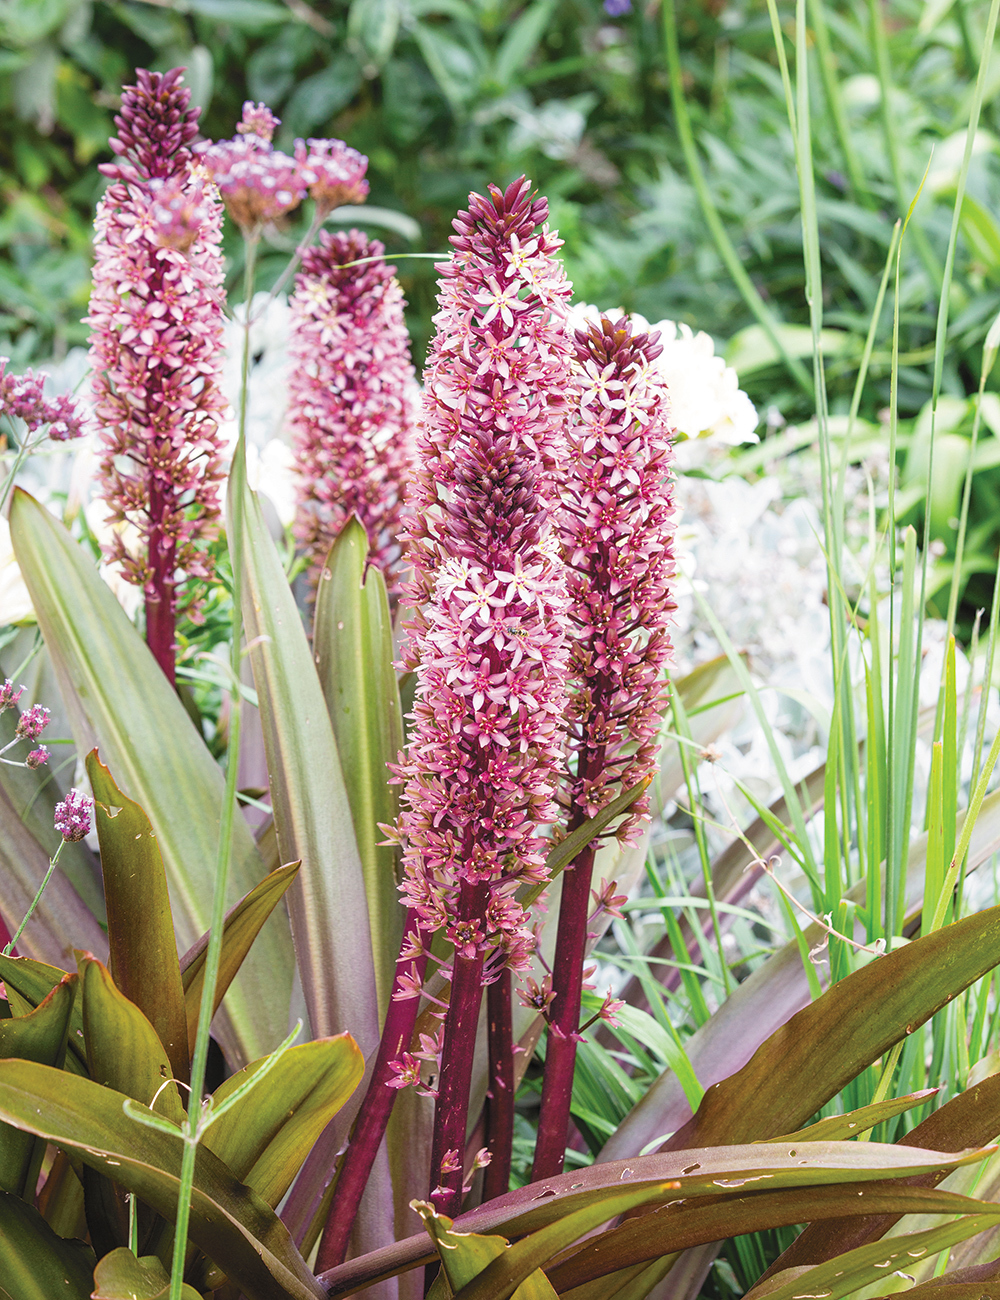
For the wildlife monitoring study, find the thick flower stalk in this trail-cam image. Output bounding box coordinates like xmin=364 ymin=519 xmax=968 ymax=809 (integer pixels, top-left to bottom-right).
xmin=289 ymin=229 xmax=418 ymax=587
xmin=317 ymin=179 xmax=573 ymax=1263
xmin=88 ymin=68 xmax=227 ymax=685
xmin=397 ymin=178 xmax=573 ymax=1216
xmin=532 ymin=314 xmax=677 ymax=1180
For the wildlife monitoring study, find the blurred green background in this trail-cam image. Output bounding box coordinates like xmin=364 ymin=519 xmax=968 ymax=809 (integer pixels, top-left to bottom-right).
xmin=2 ymin=0 xmax=1000 ymax=623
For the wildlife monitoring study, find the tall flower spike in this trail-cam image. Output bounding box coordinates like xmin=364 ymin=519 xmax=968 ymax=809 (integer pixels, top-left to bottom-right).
xmin=289 ymin=229 xmax=418 ymax=589
xmin=531 ymin=313 xmax=677 ymax=1182
xmin=395 ymin=176 xmax=573 ymax=1216
xmin=89 ymin=67 xmax=228 ymax=685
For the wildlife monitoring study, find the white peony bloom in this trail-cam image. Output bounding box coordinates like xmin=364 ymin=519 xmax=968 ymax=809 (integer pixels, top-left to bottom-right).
xmin=629 ymin=315 xmax=758 ymax=446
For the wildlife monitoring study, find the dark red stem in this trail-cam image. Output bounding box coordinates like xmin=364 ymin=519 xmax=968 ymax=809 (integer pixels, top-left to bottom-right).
xmin=315 ymin=911 xmax=427 ymax=1272
xmin=145 ymin=481 xmax=176 ymax=687
xmin=531 ymin=837 xmax=597 ymax=1181
xmin=429 ymin=880 xmax=488 ymax=1217
xmin=482 ymin=970 xmax=514 ymax=1201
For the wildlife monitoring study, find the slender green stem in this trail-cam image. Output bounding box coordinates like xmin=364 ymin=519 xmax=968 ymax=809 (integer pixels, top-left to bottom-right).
xmin=0 ymin=426 xmax=44 ymax=516
xmin=3 ymin=838 xmax=65 ymax=955
xmin=251 ymin=207 xmax=326 ymax=324
xmin=662 ymin=0 xmax=812 ymax=397
xmin=167 ymin=235 xmax=257 ymax=1300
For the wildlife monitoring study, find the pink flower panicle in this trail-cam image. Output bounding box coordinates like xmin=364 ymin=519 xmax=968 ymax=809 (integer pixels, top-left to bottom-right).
xmin=289 ymin=229 xmax=417 ymax=587
xmin=0 ymin=359 xmax=85 ymax=442
xmin=394 ymin=177 xmax=572 ymax=984
xmin=237 ymin=101 xmax=280 ymax=143
xmin=561 ymin=314 xmax=677 ymax=841
xmin=15 ymin=704 xmax=50 ymax=742
xmin=89 ymin=68 xmax=228 ymax=629
xmin=294 ymin=138 xmax=370 ymax=216
xmin=0 ymin=681 xmax=24 ymax=711
xmin=54 ymin=790 xmax=93 ymax=843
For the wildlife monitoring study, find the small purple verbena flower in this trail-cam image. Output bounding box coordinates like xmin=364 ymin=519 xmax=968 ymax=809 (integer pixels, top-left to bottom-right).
xmin=237 ymin=101 xmax=280 ymax=143
xmin=0 ymin=680 xmax=24 ymax=712
xmin=603 ymin=0 xmax=632 ymax=14
xmin=560 ymin=313 xmax=677 ymax=841
xmin=294 ymin=138 xmax=370 ymax=217
xmin=196 ymin=127 xmax=305 ymax=233
xmin=54 ymin=789 xmax=93 ymax=843
xmin=394 ymin=177 xmax=573 ymax=982
xmin=289 ymin=229 xmax=418 ymax=590
xmin=15 ymin=704 xmax=50 ymax=742
xmin=0 ymin=359 xmax=85 ymax=442
xmin=26 ymin=747 xmax=49 ymax=769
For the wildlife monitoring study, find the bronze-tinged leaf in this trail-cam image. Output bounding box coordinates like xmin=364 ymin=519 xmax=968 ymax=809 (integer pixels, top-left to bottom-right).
xmin=0 ymin=1192 xmax=94 ymax=1300
xmin=179 ymin=862 xmax=300 ymax=1057
xmin=87 ymin=752 xmax=189 ymax=1082
xmin=0 ymin=975 xmax=75 ymax=1196
xmin=91 ymin=1247 xmax=201 ymax=1299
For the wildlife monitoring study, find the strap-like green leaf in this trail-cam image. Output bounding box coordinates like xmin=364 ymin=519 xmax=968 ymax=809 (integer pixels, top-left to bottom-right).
xmin=203 ymin=1033 xmax=364 ymax=1207
xmin=86 ymin=752 xmax=189 ymax=1082
xmin=0 ymin=976 xmax=75 ymax=1196
xmin=232 ymin=470 xmax=379 ymax=1053
xmin=314 ymin=517 xmax=403 ymax=1025
xmin=0 ymin=1192 xmax=94 ymax=1300
xmin=8 ymin=488 xmax=293 ymax=1068
xmin=179 ymin=862 xmax=300 ymax=1056
xmin=0 ymin=1059 xmax=325 ymax=1300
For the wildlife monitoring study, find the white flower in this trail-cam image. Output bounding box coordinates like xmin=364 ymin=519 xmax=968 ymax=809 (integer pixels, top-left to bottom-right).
xmin=246 ymin=438 xmax=297 ymax=529
xmin=631 ymin=315 xmax=758 ymax=445
xmin=0 ymin=517 xmax=34 ymax=625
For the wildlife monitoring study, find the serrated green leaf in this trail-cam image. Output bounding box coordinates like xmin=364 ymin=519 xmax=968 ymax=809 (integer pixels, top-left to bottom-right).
xmin=0 ymin=1059 xmax=325 ymax=1300
xmin=0 ymin=976 xmax=75 ymax=1196
xmin=0 ymin=1192 xmax=94 ymax=1300
xmin=203 ymin=1033 xmax=364 ymax=1207
xmin=313 ymin=518 xmax=403 ymax=1023
xmin=179 ymin=862 xmax=300 ymax=1057
xmin=86 ymin=751 xmax=189 ymax=1083
xmin=9 ymin=489 xmax=293 ymax=1068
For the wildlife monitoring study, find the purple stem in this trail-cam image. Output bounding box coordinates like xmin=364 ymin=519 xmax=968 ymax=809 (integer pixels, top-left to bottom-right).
xmin=531 ymin=836 xmax=596 ymax=1181
xmin=145 ymin=480 xmax=176 ymax=687
xmin=482 ymin=970 xmax=514 ymax=1201
xmin=315 ymin=910 xmax=427 ymax=1272
xmin=428 ymin=880 xmax=488 ymax=1218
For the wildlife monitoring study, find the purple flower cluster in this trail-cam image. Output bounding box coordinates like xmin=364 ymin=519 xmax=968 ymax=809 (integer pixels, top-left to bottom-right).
xmin=560 ymin=314 xmax=677 ymax=839
xmin=289 ymin=229 xmax=417 ymax=587
xmin=0 ymin=680 xmax=24 ymax=711
xmin=393 ymin=179 xmax=574 ymax=983
xmin=54 ymin=790 xmax=93 ymax=843
xmin=0 ymin=359 xmax=85 ymax=442
xmin=196 ymin=103 xmax=368 ymax=234
xmin=1 ymin=688 xmax=50 ymax=772
xmin=14 ymin=704 xmax=50 ymax=742
xmin=88 ymin=68 xmax=228 ymax=677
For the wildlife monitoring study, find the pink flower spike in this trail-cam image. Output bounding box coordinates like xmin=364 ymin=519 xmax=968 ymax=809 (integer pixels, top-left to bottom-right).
xmin=88 ymin=67 xmax=227 ymax=684
xmin=54 ymin=790 xmax=93 ymax=843
xmin=289 ymin=229 xmax=418 ymax=591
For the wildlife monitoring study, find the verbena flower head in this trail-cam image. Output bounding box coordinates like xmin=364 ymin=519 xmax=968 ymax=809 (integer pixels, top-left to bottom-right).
xmin=393 ymin=177 xmax=572 ymax=983
xmin=14 ymin=704 xmax=49 ymax=742
xmin=295 ymin=138 xmax=370 ymax=216
xmin=54 ymin=789 xmax=93 ymax=842
xmin=0 ymin=680 xmax=24 ymax=712
xmin=560 ymin=313 xmax=677 ymax=840
xmin=237 ymin=101 xmax=279 ymax=143
xmin=26 ymin=747 xmax=49 ymax=769
xmin=88 ymin=68 xmax=227 ymax=608
xmin=289 ymin=229 xmax=418 ymax=587
xmin=0 ymin=358 xmax=85 ymax=442
xmin=196 ymin=119 xmax=305 ymax=233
